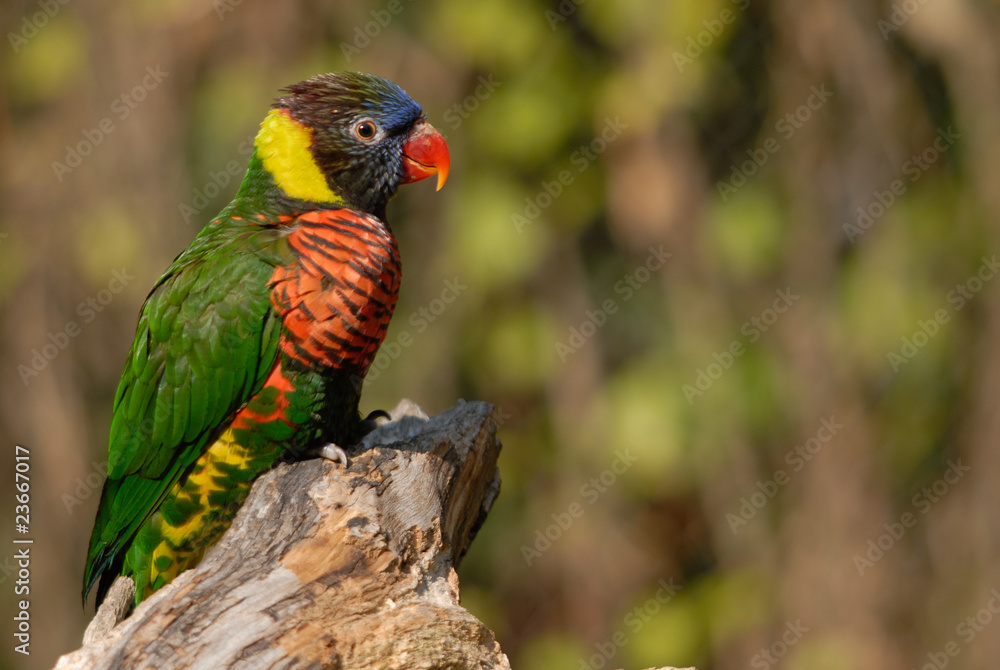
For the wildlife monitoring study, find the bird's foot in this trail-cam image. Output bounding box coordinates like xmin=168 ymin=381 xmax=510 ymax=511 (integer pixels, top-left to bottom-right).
xmin=359 ymin=409 xmax=392 ymax=437
xmin=319 ymin=411 xmax=394 ymax=468
xmin=320 ymin=443 xmax=350 ymax=468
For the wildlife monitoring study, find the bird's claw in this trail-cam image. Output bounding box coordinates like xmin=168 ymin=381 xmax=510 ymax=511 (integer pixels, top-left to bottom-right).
xmin=319 ymin=411 xmax=393 ymax=468
xmin=359 ymin=409 xmax=392 ymax=436
xmin=320 ymin=443 xmax=350 ymax=468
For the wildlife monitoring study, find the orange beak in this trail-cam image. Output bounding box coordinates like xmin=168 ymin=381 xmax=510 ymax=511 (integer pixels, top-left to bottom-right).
xmin=400 ymin=119 xmax=450 ymax=191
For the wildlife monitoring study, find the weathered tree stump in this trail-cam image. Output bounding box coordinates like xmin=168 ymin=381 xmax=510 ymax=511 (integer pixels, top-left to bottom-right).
xmin=55 ymin=399 xmax=509 ymax=669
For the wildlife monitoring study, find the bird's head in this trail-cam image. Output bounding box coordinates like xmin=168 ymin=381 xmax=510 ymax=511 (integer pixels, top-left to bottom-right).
xmin=253 ymin=72 xmax=450 ymax=219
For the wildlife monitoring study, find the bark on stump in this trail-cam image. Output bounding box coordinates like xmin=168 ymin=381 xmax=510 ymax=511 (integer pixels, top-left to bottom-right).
xmin=56 ymin=399 xmax=508 ymax=670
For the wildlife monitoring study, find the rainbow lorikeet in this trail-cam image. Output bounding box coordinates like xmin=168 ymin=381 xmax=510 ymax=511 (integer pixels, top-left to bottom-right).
xmin=82 ymin=72 xmax=450 ymax=606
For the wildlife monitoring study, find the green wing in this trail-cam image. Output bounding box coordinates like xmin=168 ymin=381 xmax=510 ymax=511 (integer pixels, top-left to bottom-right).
xmin=83 ymin=226 xmax=288 ymax=601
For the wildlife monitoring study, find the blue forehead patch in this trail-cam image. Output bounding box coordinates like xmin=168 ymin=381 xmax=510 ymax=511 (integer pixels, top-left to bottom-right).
xmin=354 ymin=74 xmax=423 ymax=130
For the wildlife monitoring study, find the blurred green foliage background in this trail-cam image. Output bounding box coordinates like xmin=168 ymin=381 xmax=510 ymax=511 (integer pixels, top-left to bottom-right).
xmin=3 ymin=0 xmax=1000 ymax=668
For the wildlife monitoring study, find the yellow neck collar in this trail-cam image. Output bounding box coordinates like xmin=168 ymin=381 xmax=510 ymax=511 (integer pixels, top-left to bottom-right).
xmin=254 ymin=109 xmax=344 ymax=205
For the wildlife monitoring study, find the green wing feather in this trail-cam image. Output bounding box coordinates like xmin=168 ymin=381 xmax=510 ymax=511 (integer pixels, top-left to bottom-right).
xmin=83 ymin=225 xmax=289 ymax=602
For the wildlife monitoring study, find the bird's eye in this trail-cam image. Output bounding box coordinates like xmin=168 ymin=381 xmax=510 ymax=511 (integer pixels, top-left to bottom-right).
xmin=354 ymin=120 xmax=377 ymax=141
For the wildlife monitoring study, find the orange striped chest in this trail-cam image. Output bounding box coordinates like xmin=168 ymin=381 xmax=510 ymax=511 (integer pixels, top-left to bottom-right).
xmin=269 ymin=209 xmax=401 ymax=374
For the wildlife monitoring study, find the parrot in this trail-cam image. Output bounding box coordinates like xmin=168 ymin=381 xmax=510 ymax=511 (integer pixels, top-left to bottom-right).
xmin=82 ymin=72 xmax=450 ymax=607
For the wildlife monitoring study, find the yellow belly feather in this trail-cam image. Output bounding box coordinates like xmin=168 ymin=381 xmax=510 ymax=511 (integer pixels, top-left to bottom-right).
xmin=148 ymin=429 xmax=254 ymax=587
